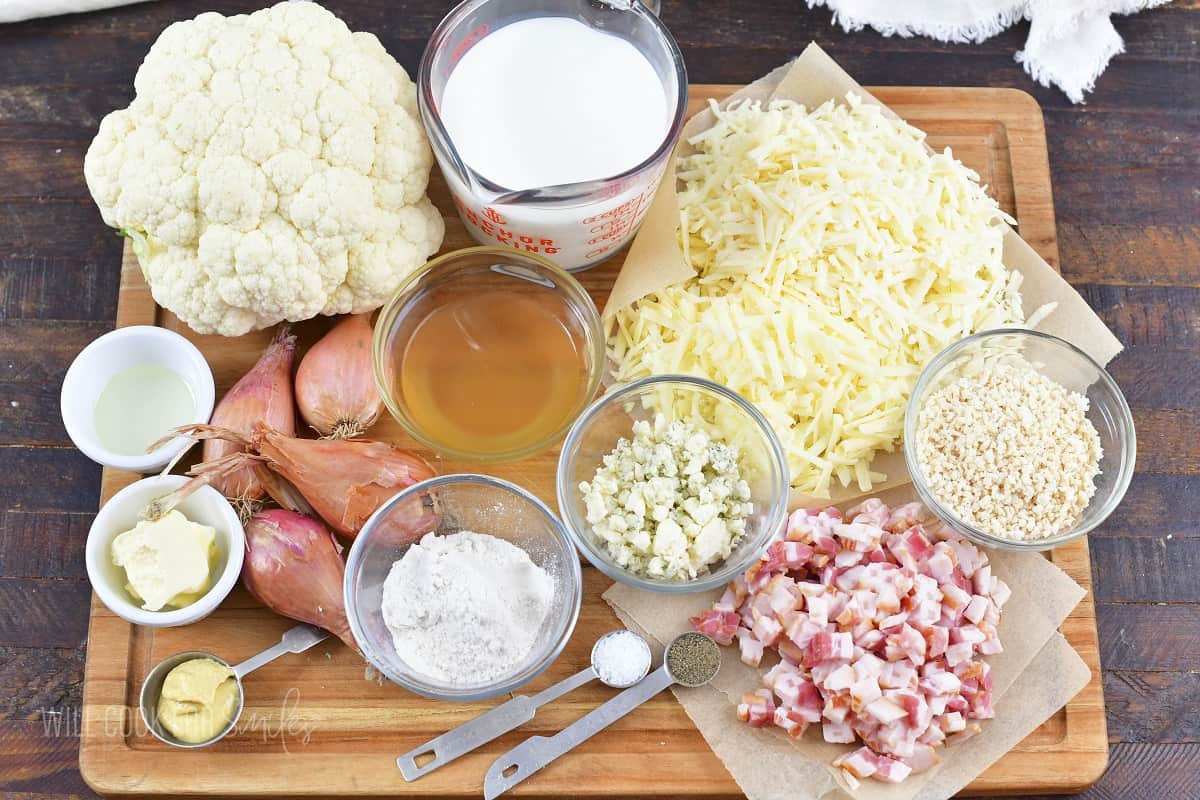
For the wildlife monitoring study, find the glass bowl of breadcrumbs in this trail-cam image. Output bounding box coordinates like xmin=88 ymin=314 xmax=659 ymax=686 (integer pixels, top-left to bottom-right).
xmin=904 ymin=329 xmax=1135 ymax=551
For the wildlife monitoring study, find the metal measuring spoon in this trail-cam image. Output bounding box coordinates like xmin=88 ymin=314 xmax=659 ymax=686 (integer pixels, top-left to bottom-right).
xmin=483 ymin=631 xmax=720 ymax=799
xmin=397 ymin=629 xmax=651 ymax=781
xmin=139 ymin=623 xmax=329 ymax=748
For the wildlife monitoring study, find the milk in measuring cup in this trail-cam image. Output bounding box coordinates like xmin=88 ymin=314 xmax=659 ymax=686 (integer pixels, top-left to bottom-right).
xmin=428 ymin=11 xmax=683 ymax=270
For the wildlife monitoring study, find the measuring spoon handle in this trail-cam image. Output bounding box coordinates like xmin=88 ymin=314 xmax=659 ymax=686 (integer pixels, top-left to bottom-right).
xmin=232 ymin=623 xmax=329 ymax=679
xmin=484 ymin=666 xmax=674 ymax=799
xmin=398 ymin=665 xmax=599 ymax=781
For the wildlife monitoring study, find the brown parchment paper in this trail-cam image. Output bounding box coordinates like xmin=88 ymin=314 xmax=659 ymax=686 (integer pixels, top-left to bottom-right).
xmin=604 ymin=487 xmax=1092 ymax=800
xmin=604 ymin=43 xmax=1124 ymax=508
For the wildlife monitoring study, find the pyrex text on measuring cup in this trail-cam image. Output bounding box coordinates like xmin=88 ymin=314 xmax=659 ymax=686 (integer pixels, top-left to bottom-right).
xmin=418 ymin=0 xmax=687 ymax=271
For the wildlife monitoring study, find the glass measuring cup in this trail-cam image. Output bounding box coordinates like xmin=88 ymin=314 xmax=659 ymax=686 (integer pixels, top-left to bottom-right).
xmin=418 ymin=0 xmax=688 ymax=271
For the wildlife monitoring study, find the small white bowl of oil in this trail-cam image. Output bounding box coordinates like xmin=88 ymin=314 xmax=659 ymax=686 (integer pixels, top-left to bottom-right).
xmin=61 ymin=326 xmax=215 ymax=473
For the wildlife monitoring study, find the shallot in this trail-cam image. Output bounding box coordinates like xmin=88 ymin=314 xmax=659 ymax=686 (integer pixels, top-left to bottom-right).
xmin=295 ymin=314 xmax=383 ymax=439
xmin=175 ymin=423 xmax=440 ymax=543
xmin=205 ymin=327 xmax=296 ymax=502
xmin=242 ymin=509 xmax=359 ymax=652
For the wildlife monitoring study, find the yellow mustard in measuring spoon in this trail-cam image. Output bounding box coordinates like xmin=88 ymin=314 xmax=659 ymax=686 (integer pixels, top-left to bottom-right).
xmin=156 ymin=657 xmax=240 ymax=744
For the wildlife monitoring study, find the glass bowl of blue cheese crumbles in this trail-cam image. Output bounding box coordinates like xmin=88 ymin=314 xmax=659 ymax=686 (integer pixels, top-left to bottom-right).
xmin=556 ymin=375 xmax=789 ymax=593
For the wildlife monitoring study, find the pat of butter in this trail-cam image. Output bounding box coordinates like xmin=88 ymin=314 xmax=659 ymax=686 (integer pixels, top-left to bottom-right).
xmin=110 ymin=510 xmax=218 ymax=611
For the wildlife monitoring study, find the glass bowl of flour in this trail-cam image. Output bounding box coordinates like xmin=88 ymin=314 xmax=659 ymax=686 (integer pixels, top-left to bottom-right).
xmin=343 ymin=474 xmax=583 ymax=701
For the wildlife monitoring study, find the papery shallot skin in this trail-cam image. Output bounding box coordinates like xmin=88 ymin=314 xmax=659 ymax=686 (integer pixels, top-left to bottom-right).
xmin=692 ymin=499 xmax=1009 ymax=786
xmin=295 ymin=314 xmax=382 ymax=439
xmin=251 ymin=424 xmax=439 ymax=542
xmin=206 ymin=327 xmax=296 ymax=499
xmin=242 ymin=509 xmax=359 ymax=652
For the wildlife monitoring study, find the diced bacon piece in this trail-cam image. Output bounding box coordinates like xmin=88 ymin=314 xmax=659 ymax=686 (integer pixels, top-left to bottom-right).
xmin=963 ymin=595 xmax=990 ymax=624
xmin=940 ymin=711 xmax=966 ymax=733
xmin=689 ymin=609 xmax=740 ymax=646
xmin=899 ymin=623 xmax=927 ymax=664
xmin=824 ymin=663 xmax=856 ymax=692
xmin=761 ymin=660 xmax=799 ymax=689
xmin=805 ymin=593 xmax=830 ymax=626
xmin=973 ymin=564 xmax=996 ymax=596
xmin=865 ymin=696 xmax=908 ymax=724
xmin=823 ymin=720 xmax=856 ymax=743
xmin=990 ymin=578 xmax=1012 ymax=609
xmin=878 ymin=660 xmax=917 ymax=690
xmin=807 ymin=631 xmax=853 ymax=664
xmin=924 ymin=546 xmax=956 ymax=582
xmin=772 ymin=705 xmax=804 ymax=737
xmin=835 ymin=549 xmax=865 ymax=568
xmin=730 ymin=575 xmax=749 ymax=605
xmin=873 ymin=754 xmax=913 ymax=783
xmin=945 ymin=642 xmax=974 ymax=667
xmin=785 ymin=508 xmax=817 ymax=542
xmin=853 ymin=652 xmax=885 ymax=681
xmin=896 ymin=689 xmax=931 ymax=730
xmin=784 ymin=614 xmax=824 ymax=650
xmin=795 ymin=581 xmax=826 ymax=598
xmin=903 ymin=743 xmax=940 ymax=774
xmin=876 ymin=584 xmax=901 ymax=615
xmin=736 ymin=628 xmax=764 ymax=666
xmin=823 ymin=694 xmax=851 ymax=724
xmin=918 ymin=723 xmax=947 ymax=746
xmin=713 ymin=587 xmax=738 ymax=613
xmin=940 ymin=582 xmax=972 ymax=610
xmin=920 ymin=671 xmax=962 ymax=695
xmin=736 ymin=689 xmax=775 ymax=727
xmin=945 ymin=537 xmax=983 ymax=578
xmin=884 ymin=502 xmax=926 ymax=534
xmin=834 ymin=746 xmax=879 ymax=780
xmin=950 ymin=626 xmax=986 ymax=646
xmin=767 ymin=578 xmax=798 ymax=616
xmin=751 ymin=611 xmax=783 ymax=647
xmin=777 ymin=676 xmax=823 ymax=723
xmin=836 ymin=522 xmax=883 ymax=551
xmin=927 ymin=625 xmax=950 ymax=658
xmin=850 ymin=677 xmax=883 ymax=710
xmin=846 ymin=498 xmax=890 ymax=526
xmin=857 ymin=628 xmax=885 ymax=651
xmin=977 ymin=637 xmax=1004 ymax=655
xmin=927 ymin=694 xmax=949 ymax=717
xmin=878 ymin=611 xmax=907 ymax=631
xmin=777 ymin=637 xmax=805 ymax=666
xmin=760 ymin=540 xmax=816 ymax=575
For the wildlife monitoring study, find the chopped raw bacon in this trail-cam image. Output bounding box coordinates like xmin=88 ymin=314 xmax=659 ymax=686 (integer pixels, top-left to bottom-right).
xmin=688 ymin=609 xmax=740 ymax=646
xmin=694 ymin=500 xmax=1006 ymax=785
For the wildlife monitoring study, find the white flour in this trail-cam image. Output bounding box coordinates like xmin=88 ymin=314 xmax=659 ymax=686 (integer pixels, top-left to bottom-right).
xmin=381 ymin=530 xmax=555 ymax=685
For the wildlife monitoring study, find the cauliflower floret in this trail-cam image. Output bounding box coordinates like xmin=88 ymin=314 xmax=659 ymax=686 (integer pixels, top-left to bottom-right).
xmin=84 ymin=1 xmax=444 ymax=336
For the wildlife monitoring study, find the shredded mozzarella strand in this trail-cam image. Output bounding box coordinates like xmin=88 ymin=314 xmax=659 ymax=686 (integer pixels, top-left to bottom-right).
xmin=611 ymin=95 xmax=1029 ymax=497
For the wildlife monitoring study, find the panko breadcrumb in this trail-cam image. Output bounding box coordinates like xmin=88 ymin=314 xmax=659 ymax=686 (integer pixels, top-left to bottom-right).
xmin=915 ymin=362 xmax=1102 ymax=540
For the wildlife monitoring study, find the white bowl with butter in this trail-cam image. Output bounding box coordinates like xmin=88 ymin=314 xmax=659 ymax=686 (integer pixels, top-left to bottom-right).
xmin=86 ymin=474 xmax=244 ymax=627
xmin=61 ymin=325 xmax=215 ymax=473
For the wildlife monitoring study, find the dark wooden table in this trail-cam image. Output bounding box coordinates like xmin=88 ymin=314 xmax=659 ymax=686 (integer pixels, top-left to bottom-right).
xmin=0 ymin=1 xmax=1196 ymax=798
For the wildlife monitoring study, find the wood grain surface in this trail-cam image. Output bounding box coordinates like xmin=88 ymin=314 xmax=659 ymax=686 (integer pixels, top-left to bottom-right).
xmin=77 ymin=85 xmax=1105 ymax=799
xmin=0 ymin=2 xmax=1197 ymax=799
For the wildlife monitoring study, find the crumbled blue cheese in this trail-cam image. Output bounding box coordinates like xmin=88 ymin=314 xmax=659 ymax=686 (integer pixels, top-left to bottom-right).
xmin=578 ymin=414 xmax=753 ymax=580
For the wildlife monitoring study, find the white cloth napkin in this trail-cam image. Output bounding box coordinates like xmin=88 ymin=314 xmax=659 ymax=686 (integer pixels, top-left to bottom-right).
xmin=0 ymin=0 xmax=156 ymax=23
xmin=807 ymin=0 xmax=1171 ymax=102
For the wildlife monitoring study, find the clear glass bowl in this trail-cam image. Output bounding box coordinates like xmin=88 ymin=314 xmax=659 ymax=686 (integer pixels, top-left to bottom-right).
xmin=556 ymin=375 xmax=790 ymax=593
xmin=372 ymin=246 xmax=604 ymax=463
xmin=342 ymin=474 xmax=583 ymax=701
xmin=904 ymin=328 xmax=1136 ymax=551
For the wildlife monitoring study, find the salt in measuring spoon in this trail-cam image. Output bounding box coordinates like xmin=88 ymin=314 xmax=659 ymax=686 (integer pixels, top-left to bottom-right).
xmin=139 ymin=623 xmax=329 ymax=748
xmin=483 ymin=631 xmax=720 ymax=799
xmin=397 ymin=629 xmax=651 ymax=781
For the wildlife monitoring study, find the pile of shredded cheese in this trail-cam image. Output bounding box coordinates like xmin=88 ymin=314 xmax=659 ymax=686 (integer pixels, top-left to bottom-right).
xmin=610 ymin=95 xmax=1033 ymax=497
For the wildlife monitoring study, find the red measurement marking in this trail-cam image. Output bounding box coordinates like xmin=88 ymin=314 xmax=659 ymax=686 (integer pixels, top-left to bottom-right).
xmin=449 ymin=24 xmax=489 ymax=66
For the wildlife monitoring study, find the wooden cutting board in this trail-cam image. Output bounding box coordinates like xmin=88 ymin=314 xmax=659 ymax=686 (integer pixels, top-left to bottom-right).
xmin=78 ymin=86 xmax=1108 ymax=798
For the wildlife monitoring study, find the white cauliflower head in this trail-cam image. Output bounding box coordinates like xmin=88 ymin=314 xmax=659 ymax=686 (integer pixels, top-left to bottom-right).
xmin=84 ymin=1 xmax=444 ymax=336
